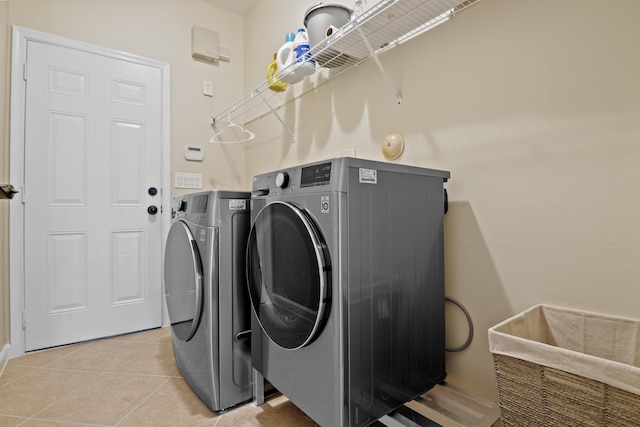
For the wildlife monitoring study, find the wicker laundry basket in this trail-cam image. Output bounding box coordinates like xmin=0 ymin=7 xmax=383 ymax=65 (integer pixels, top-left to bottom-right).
xmin=488 ymin=305 xmax=640 ymax=427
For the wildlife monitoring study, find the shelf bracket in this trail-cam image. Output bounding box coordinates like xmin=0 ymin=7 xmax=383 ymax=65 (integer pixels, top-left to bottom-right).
xmin=256 ymin=90 xmax=296 ymax=143
xmin=357 ymin=27 xmax=402 ymax=106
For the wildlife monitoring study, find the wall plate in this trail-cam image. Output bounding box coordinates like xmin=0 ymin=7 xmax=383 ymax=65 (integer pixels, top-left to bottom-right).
xmin=175 ymin=172 xmax=202 ymax=189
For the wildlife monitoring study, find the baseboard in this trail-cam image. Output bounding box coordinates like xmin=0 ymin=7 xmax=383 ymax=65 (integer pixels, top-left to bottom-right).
xmin=0 ymin=343 xmax=10 ymax=378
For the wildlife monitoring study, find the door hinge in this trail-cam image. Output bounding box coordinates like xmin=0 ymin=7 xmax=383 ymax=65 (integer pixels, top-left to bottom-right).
xmin=22 ymin=310 xmax=27 ymax=329
xmin=23 ymin=63 xmax=27 ymax=81
xmin=21 ymin=185 xmax=26 ymax=204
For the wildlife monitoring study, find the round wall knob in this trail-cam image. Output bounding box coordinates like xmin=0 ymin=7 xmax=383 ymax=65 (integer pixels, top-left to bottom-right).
xmin=382 ymin=132 xmax=404 ymax=160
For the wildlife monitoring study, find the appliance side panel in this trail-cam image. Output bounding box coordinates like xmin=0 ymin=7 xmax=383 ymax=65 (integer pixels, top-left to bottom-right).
xmin=218 ymin=200 xmax=252 ymax=409
xmin=346 ymin=167 xmax=447 ymax=426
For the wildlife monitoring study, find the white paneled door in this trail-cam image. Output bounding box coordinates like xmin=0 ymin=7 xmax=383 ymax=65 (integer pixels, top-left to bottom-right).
xmin=23 ymin=40 xmax=163 ymax=351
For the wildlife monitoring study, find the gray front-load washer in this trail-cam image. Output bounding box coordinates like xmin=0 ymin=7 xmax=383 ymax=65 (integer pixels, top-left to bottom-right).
xmin=247 ymin=158 xmax=450 ymax=426
xmin=164 ymin=190 xmax=252 ymax=412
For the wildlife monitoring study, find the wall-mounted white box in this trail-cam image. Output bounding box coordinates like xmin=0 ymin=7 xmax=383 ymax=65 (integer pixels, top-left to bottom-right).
xmin=184 ymin=146 xmax=204 ymax=161
xmin=191 ymin=26 xmax=219 ymax=62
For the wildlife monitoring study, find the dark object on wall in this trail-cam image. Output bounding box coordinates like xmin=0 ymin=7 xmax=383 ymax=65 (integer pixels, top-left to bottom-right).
xmin=0 ymin=184 xmax=18 ymax=200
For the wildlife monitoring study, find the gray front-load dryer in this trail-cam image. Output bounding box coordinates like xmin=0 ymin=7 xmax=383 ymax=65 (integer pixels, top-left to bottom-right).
xmin=164 ymin=190 xmax=252 ymax=412
xmin=247 ymin=158 xmax=450 ymax=426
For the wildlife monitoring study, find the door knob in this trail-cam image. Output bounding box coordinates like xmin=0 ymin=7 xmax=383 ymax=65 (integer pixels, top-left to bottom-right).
xmin=148 ymin=187 xmax=158 ymax=196
xmin=147 ymin=205 xmax=158 ymax=215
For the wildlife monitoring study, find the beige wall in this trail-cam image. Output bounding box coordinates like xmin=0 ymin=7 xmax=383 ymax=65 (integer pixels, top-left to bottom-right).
xmin=0 ymin=0 xmax=246 ymax=352
xmin=243 ymin=0 xmax=640 ymax=400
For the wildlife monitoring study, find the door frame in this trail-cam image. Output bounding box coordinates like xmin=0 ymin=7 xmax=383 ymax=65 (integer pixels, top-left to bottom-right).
xmin=9 ymin=26 xmax=171 ymax=358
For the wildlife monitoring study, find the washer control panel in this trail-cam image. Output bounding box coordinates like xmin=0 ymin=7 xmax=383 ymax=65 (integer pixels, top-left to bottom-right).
xmin=300 ymin=162 xmax=332 ymax=188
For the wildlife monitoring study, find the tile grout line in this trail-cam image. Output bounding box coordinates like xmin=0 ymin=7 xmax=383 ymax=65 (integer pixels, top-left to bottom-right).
xmin=113 ymin=375 xmax=174 ymax=426
xmin=17 ymin=415 xmax=112 ymax=427
xmin=15 ymin=366 xmax=102 ymax=426
xmin=9 ymin=326 xmax=170 ymax=370
xmin=2 ymin=331 xmax=177 ymax=423
xmin=6 ymin=365 xmax=175 ymax=425
xmin=0 ymin=364 xmax=51 ymax=392
xmin=4 ymin=364 xmax=179 ymax=383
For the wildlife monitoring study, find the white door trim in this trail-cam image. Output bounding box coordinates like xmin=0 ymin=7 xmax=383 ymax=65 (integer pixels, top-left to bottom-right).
xmin=9 ymin=26 xmax=171 ymax=358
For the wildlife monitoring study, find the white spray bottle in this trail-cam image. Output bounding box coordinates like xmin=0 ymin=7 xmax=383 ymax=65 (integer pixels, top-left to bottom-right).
xmin=276 ymin=32 xmax=303 ymax=84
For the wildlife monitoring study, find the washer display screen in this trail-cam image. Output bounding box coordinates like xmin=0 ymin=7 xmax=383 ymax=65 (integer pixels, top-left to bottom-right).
xmin=300 ymin=162 xmax=332 ymax=188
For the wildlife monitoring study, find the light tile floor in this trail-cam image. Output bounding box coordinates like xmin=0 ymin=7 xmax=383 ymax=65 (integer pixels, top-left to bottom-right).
xmin=0 ymin=327 xmax=319 ymax=426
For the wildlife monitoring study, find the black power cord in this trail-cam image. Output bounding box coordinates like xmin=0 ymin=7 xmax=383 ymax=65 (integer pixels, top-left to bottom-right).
xmin=445 ymin=297 xmax=474 ymax=352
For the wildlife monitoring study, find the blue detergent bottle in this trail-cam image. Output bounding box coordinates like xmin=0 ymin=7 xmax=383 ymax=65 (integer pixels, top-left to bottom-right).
xmin=293 ymin=28 xmax=315 ymax=77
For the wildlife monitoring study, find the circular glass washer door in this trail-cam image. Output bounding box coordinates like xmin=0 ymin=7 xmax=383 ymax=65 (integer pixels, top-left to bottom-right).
xmin=164 ymin=220 xmax=204 ymax=342
xmin=247 ymin=201 xmax=331 ymax=350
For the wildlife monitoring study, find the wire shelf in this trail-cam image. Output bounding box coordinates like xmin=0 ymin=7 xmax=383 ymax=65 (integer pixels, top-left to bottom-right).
xmin=211 ymin=0 xmax=482 ymax=142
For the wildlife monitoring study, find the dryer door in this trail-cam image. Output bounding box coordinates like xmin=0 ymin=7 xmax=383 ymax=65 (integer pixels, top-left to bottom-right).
xmin=247 ymin=201 xmax=331 ymax=350
xmin=164 ymin=220 xmax=204 ymax=342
